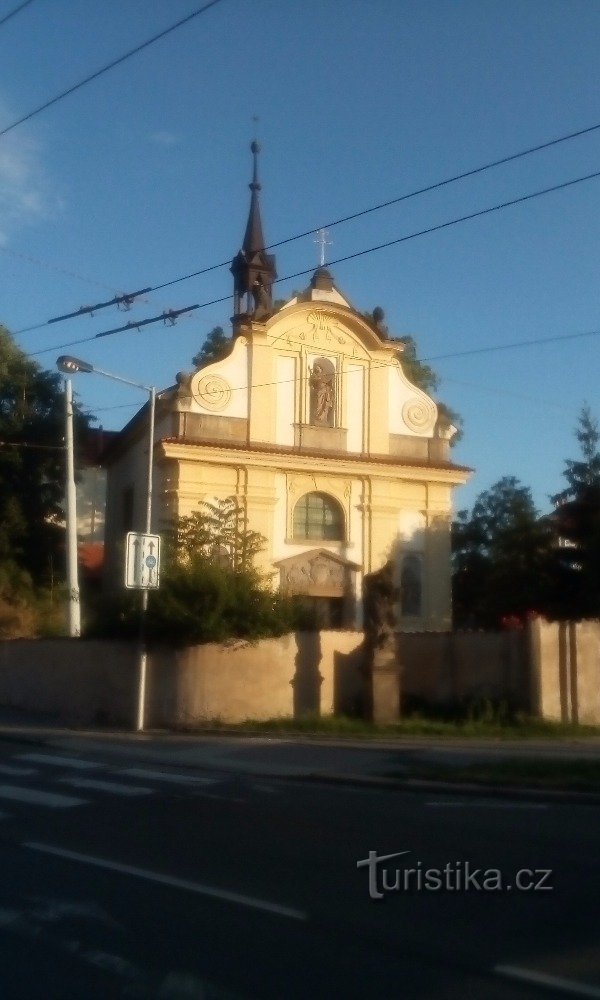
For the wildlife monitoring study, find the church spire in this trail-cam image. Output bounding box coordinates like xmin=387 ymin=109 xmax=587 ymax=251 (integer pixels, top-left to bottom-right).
xmin=231 ymin=142 xmax=277 ymax=319
xmin=242 ymin=140 xmax=265 ymax=254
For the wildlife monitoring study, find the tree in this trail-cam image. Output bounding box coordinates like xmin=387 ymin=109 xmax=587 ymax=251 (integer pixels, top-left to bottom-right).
xmin=550 ymin=406 xmax=600 ymax=618
xmin=173 ymin=496 xmax=266 ymax=574
xmin=191 ymin=326 xmax=231 ymax=369
xmin=452 ymin=476 xmax=554 ymax=628
xmin=88 ymin=495 xmax=295 ymax=645
xmin=0 ymin=326 xmax=92 ymax=590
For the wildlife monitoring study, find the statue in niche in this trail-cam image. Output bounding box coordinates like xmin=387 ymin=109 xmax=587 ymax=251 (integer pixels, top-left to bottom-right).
xmin=309 ymin=359 xmax=335 ymax=425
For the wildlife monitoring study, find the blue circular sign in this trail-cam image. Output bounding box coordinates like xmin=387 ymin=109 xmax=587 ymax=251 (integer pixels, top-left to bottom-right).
xmin=145 ymin=555 xmax=157 ymax=568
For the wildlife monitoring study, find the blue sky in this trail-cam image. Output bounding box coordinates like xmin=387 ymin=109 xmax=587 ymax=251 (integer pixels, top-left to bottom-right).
xmin=2 ymin=0 xmax=600 ymax=516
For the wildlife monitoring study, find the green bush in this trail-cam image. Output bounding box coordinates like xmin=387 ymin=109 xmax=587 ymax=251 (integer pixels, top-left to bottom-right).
xmin=85 ymin=554 xmax=297 ymax=647
xmin=0 ymin=565 xmax=67 ymax=638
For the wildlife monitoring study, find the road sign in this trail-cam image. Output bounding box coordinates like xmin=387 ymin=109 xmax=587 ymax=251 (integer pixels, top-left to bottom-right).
xmin=125 ymin=532 xmax=161 ymax=590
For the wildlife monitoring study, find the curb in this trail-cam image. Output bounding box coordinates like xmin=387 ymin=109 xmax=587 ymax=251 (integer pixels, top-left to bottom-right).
xmin=289 ymin=771 xmax=600 ymax=805
xmin=1 ymin=724 xmax=600 ymax=804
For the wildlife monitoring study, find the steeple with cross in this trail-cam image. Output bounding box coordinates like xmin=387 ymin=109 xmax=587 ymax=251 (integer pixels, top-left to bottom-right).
xmin=230 ymin=141 xmax=277 ymax=319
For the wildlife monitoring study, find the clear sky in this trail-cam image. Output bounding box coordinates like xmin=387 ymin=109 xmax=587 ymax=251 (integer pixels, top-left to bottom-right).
xmin=1 ymin=0 xmax=600 ymax=516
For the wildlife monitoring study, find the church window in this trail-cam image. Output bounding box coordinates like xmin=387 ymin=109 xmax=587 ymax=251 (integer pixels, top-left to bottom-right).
xmin=293 ymin=492 xmax=344 ymax=541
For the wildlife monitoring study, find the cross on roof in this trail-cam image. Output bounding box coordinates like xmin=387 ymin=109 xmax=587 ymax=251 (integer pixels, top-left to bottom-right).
xmin=314 ymin=228 xmax=332 ymax=267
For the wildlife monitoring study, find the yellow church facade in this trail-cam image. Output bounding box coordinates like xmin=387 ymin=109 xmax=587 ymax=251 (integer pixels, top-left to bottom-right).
xmin=103 ymin=146 xmax=470 ymax=630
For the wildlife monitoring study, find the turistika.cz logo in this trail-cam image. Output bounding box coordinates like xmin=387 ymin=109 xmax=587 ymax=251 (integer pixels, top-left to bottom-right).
xmin=356 ymin=850 xmax=554 ymax=899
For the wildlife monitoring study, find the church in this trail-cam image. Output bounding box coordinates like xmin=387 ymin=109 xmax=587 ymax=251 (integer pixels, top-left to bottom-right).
xmin=103 ymin=144 xmax=470 ymax=630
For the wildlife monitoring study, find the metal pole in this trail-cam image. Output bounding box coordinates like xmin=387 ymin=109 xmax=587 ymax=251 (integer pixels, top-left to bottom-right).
xmin=64 ymin=378 xmax=81 ymax=637
xmin=136 ymin=387 xmax=156 ymax=732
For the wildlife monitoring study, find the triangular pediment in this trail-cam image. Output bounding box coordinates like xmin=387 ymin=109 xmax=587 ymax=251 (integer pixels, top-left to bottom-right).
xmin=275 ymin=548 xmax=360 ymax=597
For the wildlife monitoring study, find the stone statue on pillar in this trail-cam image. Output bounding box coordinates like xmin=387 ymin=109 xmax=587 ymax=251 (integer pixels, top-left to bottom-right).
xmin=362 ymin=561 xmax=400 ymax=723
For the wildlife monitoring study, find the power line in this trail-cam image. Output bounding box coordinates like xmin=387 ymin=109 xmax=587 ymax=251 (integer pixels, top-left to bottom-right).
xmin=0 ymin=0 xmax=35 ymax=29
xmin=14 ymin=116 xmax=600 ymax=337
xmin=32 ymin=306 xmax=199 ymax=356
xmin=424 ymin=327 xmax=600 ymax=363
xmin=3 ymin=246 xmax=120 ymax=302
xmin=31 ymin=164 xmax=600 ymax=358
xmin=48 ymin=288 xmax=152 ymax=325
xmin=0 ymin=440 xmax=63 ymax=451
xmin=58 ymin=336 xmax=586 ymax=432
xmin=0 ymin=0 xmax=225 ymax=139
xmin=152 ymin=118 xmax=600 ymax=294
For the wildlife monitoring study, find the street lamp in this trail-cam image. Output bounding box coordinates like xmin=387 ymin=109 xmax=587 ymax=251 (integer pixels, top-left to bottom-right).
xmin=56 ymin=355 xmax=157 ymax=732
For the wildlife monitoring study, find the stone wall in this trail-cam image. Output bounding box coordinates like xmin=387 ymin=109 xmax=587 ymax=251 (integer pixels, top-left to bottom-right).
xmin=400 ymin=629 xmax=530 ymax=711
xmin=529 ymin=618 xmax=600 ymax=725
xmin=0 ymin=639 xmax=137 ymax=725
xmin=0 ymin=632 xmax=365 ymax=727
xmin=0 ymin=620 xmax=598 ymax=726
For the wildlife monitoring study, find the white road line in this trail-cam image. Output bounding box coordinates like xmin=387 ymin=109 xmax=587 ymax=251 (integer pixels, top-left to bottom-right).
xmin=426 ymin=801 xmax=548 ymax=810
xmin=117 ymin=767 xmax=218 ymax=786
xmin=25 ymin=842 xmax=308 ymax=922
xmin=15 ymin=753 xmax=103 ymax=771
xmin=57 ymin=778 xmax=153 ymax=797
xmin=0 ymin=764 xmax=37 ymax=777
xmin=0 ymin=785 xmax=87 ymax=808
xmin=495 ymin=964 xmax=600 ymax=998
xmin=195 ymin=792 xmax=245 ymax=804
xmin=425 ymin=801 xmax=468 ymax=807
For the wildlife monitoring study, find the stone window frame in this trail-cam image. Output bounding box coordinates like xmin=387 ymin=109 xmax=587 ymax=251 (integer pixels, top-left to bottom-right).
xmin=292 ymin=491 xmax=345 ymax=542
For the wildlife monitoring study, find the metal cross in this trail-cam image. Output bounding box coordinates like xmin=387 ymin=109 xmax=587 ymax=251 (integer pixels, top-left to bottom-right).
xmin=314 ymin=228 xmax=332 ymax=267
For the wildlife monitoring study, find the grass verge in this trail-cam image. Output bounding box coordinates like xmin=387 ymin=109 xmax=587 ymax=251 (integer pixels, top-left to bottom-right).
xmin=181 ymin=713 xmax=600 ymax=741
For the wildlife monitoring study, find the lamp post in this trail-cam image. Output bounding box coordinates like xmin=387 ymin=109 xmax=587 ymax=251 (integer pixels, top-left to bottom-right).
xmin=63 ymin=376 xmax=80 ymax=636
xmin=56 ymin=355 xmax=156 ymax=732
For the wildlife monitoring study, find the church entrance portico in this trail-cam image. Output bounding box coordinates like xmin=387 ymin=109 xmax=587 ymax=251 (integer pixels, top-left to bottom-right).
xmin=275 ymin=549 xmax=360 ymax=628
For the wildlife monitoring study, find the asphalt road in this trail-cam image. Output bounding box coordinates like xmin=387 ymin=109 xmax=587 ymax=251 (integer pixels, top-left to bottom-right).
xmin=0 ymin=736 xmax=598 ymax=999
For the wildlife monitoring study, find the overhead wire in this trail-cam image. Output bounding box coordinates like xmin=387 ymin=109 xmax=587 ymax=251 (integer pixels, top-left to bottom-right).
xmin=0 ymin=440 xmax=63 ymax=450
xmin=30 ymin=165 xmax=600 ymax=358
xmin=64 ymin=337 xmax=581 ymax=433
xmin=0 ymin=0 xmax=225 ymax=140
xmin=14 ymin=116 xmax=600 ymax=336
xmin=0 ymin=0 xmax=35 ymax=29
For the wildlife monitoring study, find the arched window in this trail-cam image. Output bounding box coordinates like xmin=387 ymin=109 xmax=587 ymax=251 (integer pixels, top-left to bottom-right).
xmin=293 ymin=492 xmax=344 ymax=541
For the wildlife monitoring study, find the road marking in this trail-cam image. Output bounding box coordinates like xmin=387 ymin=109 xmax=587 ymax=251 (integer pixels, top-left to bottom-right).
xmin=0 ymin=785 xmax=87 ymax=808
xmin=117 ymin=767 xmax=218 ymax=786
xmin=25 ymin=842 xmax=308 ymax=922
xmin=15 ymin=753 xmax=103 ymax=771
xmin=57 ymin=777 xmax=153 ymax=797
xmin=425 ymin=801 xmax=467 ymax=807
xmin=0 ymin=764 xmax=37 ymax=777
xmin=495 ymin=965 xmax=600 ymax=998
xmin=0 ymin=908 xmax=144 ymax=989
xmin=27 ymin=897 xmax=123 ymax=928
xmin=426 ymin=800 xmax=548 ymax=810
xmin=195 ymin=792 xmax=246 ymax=804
